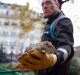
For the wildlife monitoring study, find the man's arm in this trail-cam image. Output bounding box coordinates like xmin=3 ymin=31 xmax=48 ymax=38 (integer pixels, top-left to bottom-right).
xmin=54 ymin=18 xmax=74 ymax=64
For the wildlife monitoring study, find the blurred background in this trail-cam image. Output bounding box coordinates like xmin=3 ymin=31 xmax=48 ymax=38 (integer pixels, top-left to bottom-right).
xmin=0 ymin=0 xmax=80 ymax=75
xmin=0 ymin=0 xmax=80 ymax=60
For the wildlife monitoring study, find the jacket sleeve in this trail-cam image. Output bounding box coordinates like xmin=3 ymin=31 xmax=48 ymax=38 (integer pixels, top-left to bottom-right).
xmin=53 ymin=18 xmax=74 ymax=64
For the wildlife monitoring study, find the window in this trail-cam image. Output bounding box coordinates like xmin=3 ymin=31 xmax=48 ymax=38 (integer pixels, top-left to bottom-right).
xmin=4 ymin=21 xmax=9 ymax=26
xmin=2 ymin=31 xmax=8 ymax=36
xmin=12 ymin=22 xmax=17 ymax=26
xmin=11 ymin=31 xmax=16 ymax=37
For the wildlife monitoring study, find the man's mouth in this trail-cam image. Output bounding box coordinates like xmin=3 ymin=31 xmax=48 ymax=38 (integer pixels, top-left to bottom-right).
xmin=45 ymin=11 xmax=48 ymax=13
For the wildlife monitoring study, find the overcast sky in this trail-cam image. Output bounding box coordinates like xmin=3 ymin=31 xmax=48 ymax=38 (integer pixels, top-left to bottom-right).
xmin=1 ymin=0 xmax=80 ymax=47
xmin=1 ymin=0 xmax=42 ymax=13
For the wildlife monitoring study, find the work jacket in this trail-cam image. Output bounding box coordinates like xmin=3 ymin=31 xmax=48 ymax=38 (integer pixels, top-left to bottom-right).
xmin=36 ymin=11 xmax=74 ymax=75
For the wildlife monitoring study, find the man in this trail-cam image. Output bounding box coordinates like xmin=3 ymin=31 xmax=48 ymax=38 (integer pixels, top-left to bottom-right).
xmin=36 ymin=0 xmax=74 ymax=75
xmin=17 ymin=0 xmax=74 ymax=75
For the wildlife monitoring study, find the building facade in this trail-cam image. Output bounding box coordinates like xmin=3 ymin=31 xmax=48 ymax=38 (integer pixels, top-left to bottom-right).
xmin=0 ymin=2 xmax=25 ymax=56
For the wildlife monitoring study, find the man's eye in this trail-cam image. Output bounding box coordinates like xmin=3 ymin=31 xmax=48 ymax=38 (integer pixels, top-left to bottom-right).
xmin=42 ymin=3 xmax=44 ymax=6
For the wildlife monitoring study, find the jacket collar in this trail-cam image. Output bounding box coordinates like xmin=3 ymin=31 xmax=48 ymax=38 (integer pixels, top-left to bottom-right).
xmin=46 ymin=10 xmax=64 ymax=24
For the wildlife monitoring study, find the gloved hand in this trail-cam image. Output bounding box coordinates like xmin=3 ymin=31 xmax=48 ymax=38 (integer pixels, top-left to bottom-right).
xmin=17 ymin=50 xmax=57 ymax=71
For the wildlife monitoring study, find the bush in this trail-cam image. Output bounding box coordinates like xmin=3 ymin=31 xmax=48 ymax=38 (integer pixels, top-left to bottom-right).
xmin=69 ymin=58 xmax=80 ymax=75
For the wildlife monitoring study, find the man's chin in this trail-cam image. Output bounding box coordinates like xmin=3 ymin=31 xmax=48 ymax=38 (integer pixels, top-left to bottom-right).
xmin=44 ymin=15 xmax=52 ymax=19
xmin=43 ymin=14 xmax=51 ymax=18
xmin=44 ymin=16 xmax=48 ymax=18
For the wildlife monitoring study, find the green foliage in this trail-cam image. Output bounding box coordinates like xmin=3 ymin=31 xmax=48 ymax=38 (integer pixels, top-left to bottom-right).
xmin=11 ymin=2 xmax=44 ymax=33
xmin=0 ymin=62 xmax=16 ymax=70
xmin=70 ymin=0 xmax=74 ymax=3
xmin=69 ymin=58 xmax=80 ymax=75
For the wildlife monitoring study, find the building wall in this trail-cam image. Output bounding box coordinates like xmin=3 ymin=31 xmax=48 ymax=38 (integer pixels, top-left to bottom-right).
xmin=0 ymin=2 xmax=24 ymax=55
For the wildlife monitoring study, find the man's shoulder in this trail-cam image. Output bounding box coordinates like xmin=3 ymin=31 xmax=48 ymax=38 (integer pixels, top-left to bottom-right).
xmin=57 ymin=14 xmax=72 ymax=24
xmin=57 ymin=14 xmax=70 ymax=21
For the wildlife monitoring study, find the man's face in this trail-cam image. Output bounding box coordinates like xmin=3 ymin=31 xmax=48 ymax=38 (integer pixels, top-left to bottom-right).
xmin=42 ymin=0 xmax=59 ymax=18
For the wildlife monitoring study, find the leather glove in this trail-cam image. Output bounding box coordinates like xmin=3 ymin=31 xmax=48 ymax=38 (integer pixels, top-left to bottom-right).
xmin=17 ymin=50 xmax=57 ymax=71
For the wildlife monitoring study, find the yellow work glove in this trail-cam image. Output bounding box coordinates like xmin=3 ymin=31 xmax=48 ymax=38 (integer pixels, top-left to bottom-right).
xmin=17 ymin=50 xmax=57 ymax=71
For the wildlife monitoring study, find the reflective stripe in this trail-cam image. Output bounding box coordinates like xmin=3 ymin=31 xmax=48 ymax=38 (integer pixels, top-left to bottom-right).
xmin=57 ymin=48 xmax=68 ymax=61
